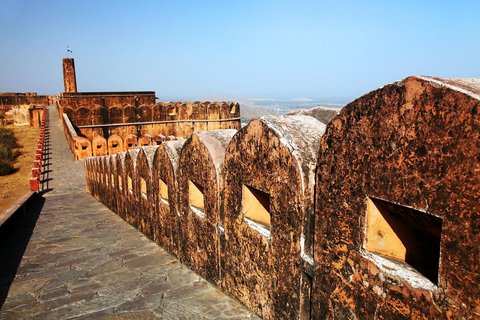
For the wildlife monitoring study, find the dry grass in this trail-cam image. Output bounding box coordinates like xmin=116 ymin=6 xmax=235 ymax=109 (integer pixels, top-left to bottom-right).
xmin=0 ymin=125 xmax=40 ymax=213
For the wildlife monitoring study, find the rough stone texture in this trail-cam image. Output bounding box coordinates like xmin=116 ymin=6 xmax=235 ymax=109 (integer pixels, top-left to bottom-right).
xmin=138 ymin=135 xmax=152 ymax=147
xmin=135 ymin=146 xmax=158 ymax=239
xmin=92 ymin=136 xmax=107 ymax=156
xmin=0 ymin=105 xmax=259 ymax=320
xmin=62 ymin=58 xmax=77 ymax=93
xmin=178 ymin=130 xmax=237 ymax=286
xmin=124 ymin=149 xmax=140 ymax=228
xmin=107 ymin=154 xmax=118 ymax=214
xmin=74 ymin=137 xmax=92 ymax=160
xmin=58 ymin=58 xmax=240 ymax=158
xmin=152 ymin=139 xmax=186 ymax=257
xmin=114 ymin=152 xmax=127 ymax=221
xmin=223 ymin=116 xmax=326 ymax=320
xmin=313 ymin=76 xmax=480 ymax=319
xmin=0 ymin=93 xmax=49 ymax=125
xmin=107 ymin=134 xmax=123 ymax=155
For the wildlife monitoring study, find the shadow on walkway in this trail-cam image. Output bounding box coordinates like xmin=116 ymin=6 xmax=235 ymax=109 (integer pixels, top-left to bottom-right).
xmin=0 ymin=197 xmax=45 ymax=308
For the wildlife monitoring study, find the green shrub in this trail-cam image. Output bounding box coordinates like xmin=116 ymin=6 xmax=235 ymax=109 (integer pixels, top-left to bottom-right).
xmin=0 ymin=128 xmax=16 ymax=176
xmin=0 ymin=157 xmax=14 ymax=175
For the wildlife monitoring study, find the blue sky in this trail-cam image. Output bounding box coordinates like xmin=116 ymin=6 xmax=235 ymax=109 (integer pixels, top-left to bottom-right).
xmin=0 ymin=0 xmax=479 ymax=101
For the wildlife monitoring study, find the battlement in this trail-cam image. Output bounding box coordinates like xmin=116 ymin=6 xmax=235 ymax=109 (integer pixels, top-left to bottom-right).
xmin=58 ymin=58 xmax=241 ymax=159
xmin=84 ymin=75 xmax=480 ymax=319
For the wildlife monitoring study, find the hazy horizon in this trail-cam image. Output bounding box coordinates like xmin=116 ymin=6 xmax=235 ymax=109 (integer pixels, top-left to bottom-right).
xmin=1 ymin=1 xmax=479 ymax=100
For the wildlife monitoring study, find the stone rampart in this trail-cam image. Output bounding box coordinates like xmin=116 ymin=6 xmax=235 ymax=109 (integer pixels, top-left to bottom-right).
xmin=313 ymin=76 xmax=480 ymax=319
xmin=84 ymin=76 xmax=480 ymax=319
xmin=178 ymin=129 xmax=237 ymax=285
xmin=0 ymin=93 xmax=50 ymax=126
xmin=60 ymin=101 xmax=240 ymax=160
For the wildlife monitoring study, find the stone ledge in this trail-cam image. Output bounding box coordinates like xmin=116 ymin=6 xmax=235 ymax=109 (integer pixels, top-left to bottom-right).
xmin=0 ymin=191 xmax=38 ymax=245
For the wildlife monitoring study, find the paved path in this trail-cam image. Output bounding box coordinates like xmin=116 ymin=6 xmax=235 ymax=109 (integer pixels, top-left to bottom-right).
xmin=0 ymin=106 xmax=259 ymax=319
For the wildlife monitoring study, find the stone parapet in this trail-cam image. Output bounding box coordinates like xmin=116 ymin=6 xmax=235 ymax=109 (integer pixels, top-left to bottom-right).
xmin=83 ymin=76 xmax=480 ymax=319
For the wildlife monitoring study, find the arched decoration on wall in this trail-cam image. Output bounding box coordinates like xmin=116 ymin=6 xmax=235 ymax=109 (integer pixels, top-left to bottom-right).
xmin=138 ymin=105 xmax=153 ymax=122
xmin=75 ymin=107 xmax=91 ymax=126
xmin=92 ymin=106 xmax=107 ymax=125
xmin=123 ymin=105 xmax=137 ymax=123
xmin=108 ymin=106 xmax=123 ymax=124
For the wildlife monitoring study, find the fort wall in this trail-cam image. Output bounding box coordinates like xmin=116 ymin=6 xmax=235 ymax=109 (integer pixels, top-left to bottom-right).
xmin=84 ymin=76 xmax=480 ymax=319
xmin=60 ymin=101 xmax=241 ymax=160
xmin=0 ymin=93 xmax=51 ymax=126
xmin=58 ymin=58 xmax=240 ymax=159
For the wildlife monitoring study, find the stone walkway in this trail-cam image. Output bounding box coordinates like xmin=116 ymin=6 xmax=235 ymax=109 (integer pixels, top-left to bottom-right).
xmin=0 ymin=106 xmax=259 ymax=319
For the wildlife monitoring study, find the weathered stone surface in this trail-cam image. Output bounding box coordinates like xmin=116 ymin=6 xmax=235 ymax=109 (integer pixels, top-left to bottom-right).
xmin=178 ymin=129 xmax=237 ymax=285
xmin=135 ymin=146 xmax=158 ymax=239
xmin=58 ymin=57 xmax=240 ymax=159
xmin=0 ymin=105 xmax=259 ymax=320
xmin=92 ymin=136 xmax=107 ymax=157
xmin=223 ymin=115 xmax=326 ymax=319
xmin=62 ymin=58 xmax=77 ymax=93
xmin=152 ymin=139 xmax=186 ymax=256
xmin=313 ymin=76 xmax=480 ymax=318
xmin=114 ymin=151 xmax=127 ymax=220
xmin=124 ymin=149 xmax=140 ymax=228
xmin=74 ymin=137 xmax=92 ymax=160
xmin=107 ymin=134 xmax=123 ymax=155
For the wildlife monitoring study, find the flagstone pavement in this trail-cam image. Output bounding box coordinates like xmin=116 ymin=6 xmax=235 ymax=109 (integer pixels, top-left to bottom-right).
xmin=0 ymin=106 xmax=259 ymax=319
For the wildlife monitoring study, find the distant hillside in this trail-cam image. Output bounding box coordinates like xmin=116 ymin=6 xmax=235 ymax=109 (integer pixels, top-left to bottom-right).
xmin=286 ymin=106 xmax=340 ymax=125
xmin=241 ymin=104 xmax=275 ymax=120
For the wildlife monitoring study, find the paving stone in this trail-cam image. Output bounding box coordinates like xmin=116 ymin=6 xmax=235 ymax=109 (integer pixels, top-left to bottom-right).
xmin=0 ymin=106 xmax=259 ymax=319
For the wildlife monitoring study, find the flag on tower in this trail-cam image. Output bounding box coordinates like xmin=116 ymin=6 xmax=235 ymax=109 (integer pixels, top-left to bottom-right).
xmin=67 ymin=46 xmax=73 ymax=54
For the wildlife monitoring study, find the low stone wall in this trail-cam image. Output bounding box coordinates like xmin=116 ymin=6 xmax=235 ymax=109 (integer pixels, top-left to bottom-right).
xmin=61 ymin=113 xmax=92 ymax=160
xmin=61 ymin=101 xmax=240 ymax=160
xmin=84 ymin=76 xmax=480 ymax=319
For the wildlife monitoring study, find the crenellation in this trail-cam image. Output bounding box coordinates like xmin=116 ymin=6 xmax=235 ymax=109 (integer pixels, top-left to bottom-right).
xmin=92 ymin=136 xmax=107 ymax=156
xmin=58 ymin=59 xmax=240 ymax=159
xmin=177 ymin=129 xmax=237 ymax=286
xmin=152 ymin=139 xmax=186 ymax=256
xmin=83 ymin=75 xmax=480 ymax=319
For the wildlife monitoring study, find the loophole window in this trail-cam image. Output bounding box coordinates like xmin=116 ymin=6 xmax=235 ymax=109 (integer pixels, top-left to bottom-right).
xmin=128 ymin=176 xmax=133 ymax=194
xmin=189 ymin=180 xmax=205 ymax=218
xmin=140 ymin=178 xmax=147 ymax=199
xmin=242 ymin=185 xmax=271 ymax=237
xmin=364 ymin=197 xmax=442 ymax=285
xmin=159 ymin=178 xmax=169 ymax=204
